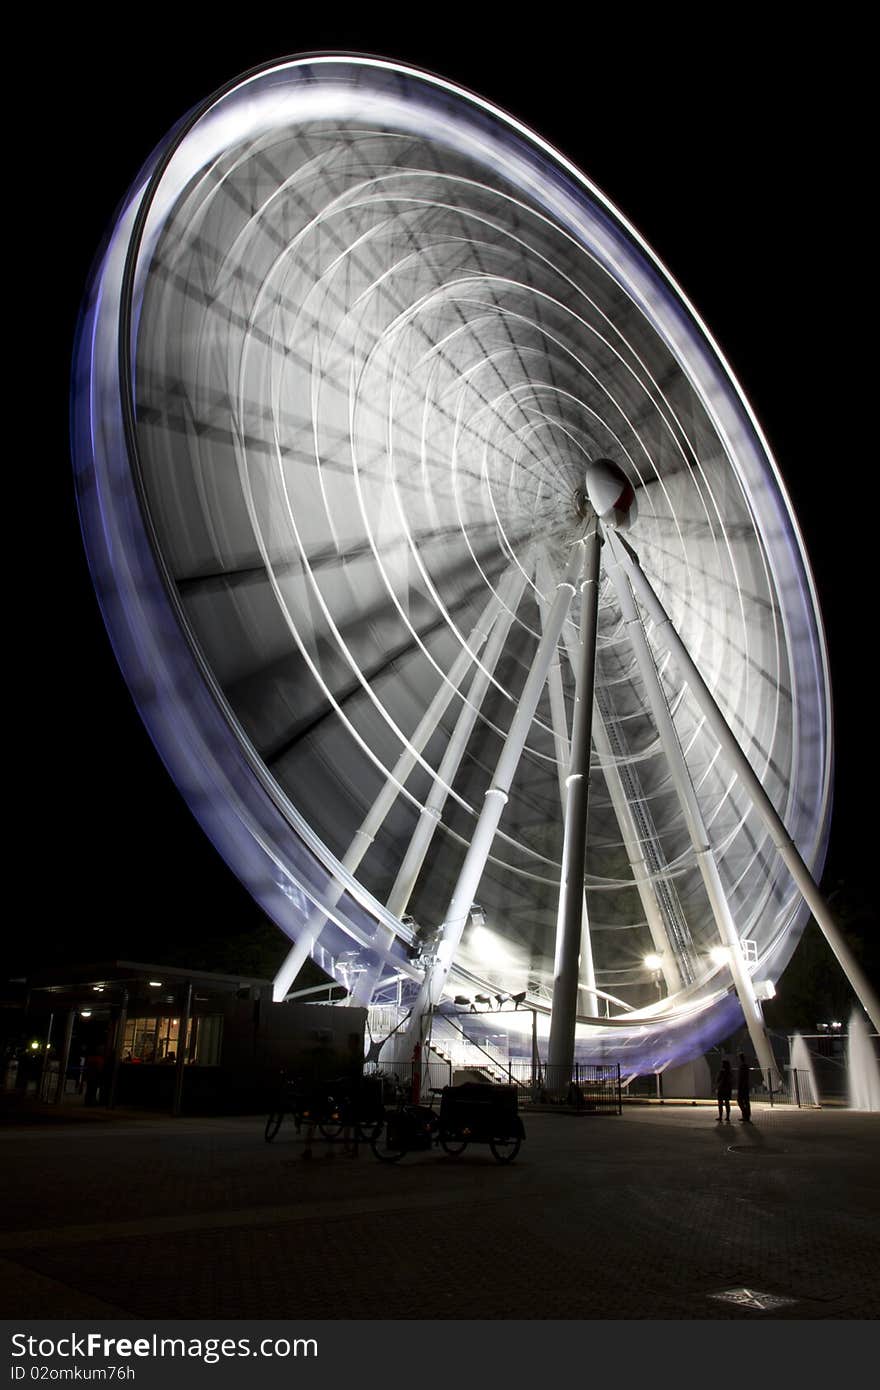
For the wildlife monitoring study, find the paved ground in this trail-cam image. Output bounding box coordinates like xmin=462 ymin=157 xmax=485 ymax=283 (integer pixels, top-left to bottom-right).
xmin=0 ymin=1101 xmax=877 ymax=1320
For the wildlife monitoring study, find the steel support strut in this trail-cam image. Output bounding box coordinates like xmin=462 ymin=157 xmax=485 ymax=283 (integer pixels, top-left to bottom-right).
xmin=272 ymin=579 xmax=510 ymax=1002
xmin=383 ymin=565 xmax=529 ymax=922
xmin=604 ymin=531 xmax=780 ymax=1083
xmin=350 ymin=566 xmax=529 ymax=1005
xmin=559 ymin=616 xmax=685 ymax=1001
xmin=404 ymin=542 xmax=584 ymax=1046
xmin=609 ymin=532 xmax=880 ymax=1034
xmin=539 ymin=557 xmax=598 ymax=1017
xmin=548 ymin=520 xmax=601 ymax=1074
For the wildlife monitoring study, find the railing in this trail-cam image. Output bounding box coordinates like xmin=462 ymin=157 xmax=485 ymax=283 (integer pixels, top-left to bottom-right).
xmin=364 ymin=1059 xmax=452 ymax=1098
xmin=763 ymin=1067 xmax=819 ymax=1108
xmin=429 ymin=1015 xmax=513 ymax=1081
xmin=363 ymin=1059 xmax=622 ymax=1114
xmin=508 ymin=1061 xmax=622 ymax=1114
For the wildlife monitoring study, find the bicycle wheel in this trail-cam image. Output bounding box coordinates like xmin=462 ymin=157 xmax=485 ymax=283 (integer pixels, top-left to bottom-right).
xmin=356 ymin=1117 xmax=384 ymax=1143
xmin=489 ymin=1135 xmax=521 ymax=1164
xmin=370 ymin=1121 xmax=408 ymax=1162
xmin=440 ymin=1132 xmax=468 ymax=1157
xmin=264 ymin=1111 xmax=284 ymax=1143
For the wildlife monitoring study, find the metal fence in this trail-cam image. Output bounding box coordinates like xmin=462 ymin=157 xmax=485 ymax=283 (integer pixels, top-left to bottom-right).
xmin=516 ymin=1062 xmax=623 ymax=1114
xmin=364 ymin=1059 xmax=452 ymax=1099
xmin=762 ymin=1068 xmax=820 ymax=1108
xmin=363 ymin=1059 xmax=622 ymax=1114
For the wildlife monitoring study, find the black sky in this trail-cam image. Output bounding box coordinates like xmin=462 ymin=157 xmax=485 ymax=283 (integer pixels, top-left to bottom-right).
xmin=21 ymin=17 xmax=872 ymax=972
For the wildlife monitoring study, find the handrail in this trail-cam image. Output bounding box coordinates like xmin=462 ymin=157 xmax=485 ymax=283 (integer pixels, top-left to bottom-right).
xmin=437 ymin=1013 xmax=529 ymax=1088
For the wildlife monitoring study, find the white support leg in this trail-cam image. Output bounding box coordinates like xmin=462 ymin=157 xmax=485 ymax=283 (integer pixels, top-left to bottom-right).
xmin=384 ymin=565 xmax=529 ymax=921
xmin=559 ymin=617 xmax=683 ymax=1001
xmin=272 ymin=581 xmax=509 ymax=1003
xmin=404 ymin=543 xmax=585 ymax=1045
xmin=610 ymin=532 xmax=880 ymax=1035
xmin=351 ymin=565 xmax=529 ymax=1005
xmin=538 ymin=565 xmax=573 ymax=811
xmin=548 ymin=521 xmax=601 ymax=1073
xmin=540 ymin=561 xmax=600 ymax=1018
xmin=604 ymin=532 xmax=780 ymax=1083
xmin=539 ymin=575 xmax=598 ymax=1017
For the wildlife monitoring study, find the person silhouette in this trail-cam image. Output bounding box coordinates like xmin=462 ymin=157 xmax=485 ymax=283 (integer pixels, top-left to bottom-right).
xmin=715 ymin=1059 xmax=732 ymax=1122
xmin=737 ymin=1052 xmax=752 ymax=1122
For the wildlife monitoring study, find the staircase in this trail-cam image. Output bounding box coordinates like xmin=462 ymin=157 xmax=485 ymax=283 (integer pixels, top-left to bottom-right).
xmin=428 ymin=1014 xmax=511 ymax=1083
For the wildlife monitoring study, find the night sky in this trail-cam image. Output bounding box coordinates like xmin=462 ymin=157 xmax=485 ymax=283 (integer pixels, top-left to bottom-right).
xmin=22 ymin=19 xmax=872 ymax=981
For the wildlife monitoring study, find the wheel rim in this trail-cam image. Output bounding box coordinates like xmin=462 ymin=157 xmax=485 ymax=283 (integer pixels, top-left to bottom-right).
xmin=441 ymin=1136 xmax=468 ymax=1156
xmin=489 ymin=1136 xmax=521 ymax=1163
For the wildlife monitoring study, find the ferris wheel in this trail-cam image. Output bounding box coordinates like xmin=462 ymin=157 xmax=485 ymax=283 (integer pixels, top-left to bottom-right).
xmin=71 ymin=54 xmax=878 ymax=1082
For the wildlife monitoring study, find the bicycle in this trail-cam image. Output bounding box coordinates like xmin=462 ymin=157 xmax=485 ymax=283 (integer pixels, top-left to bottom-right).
xmin=264 ymin=1074 xmax=345 ymax=1144
xmin=265 ymin=1072 xmax=385 ymax=1144
xmin=370 ymin=1084 xmax=443 ymax=1162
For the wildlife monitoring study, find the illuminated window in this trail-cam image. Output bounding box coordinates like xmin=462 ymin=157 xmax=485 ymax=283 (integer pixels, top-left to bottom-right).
xmin=122 ymin=1015 xmax=222 ymax=1064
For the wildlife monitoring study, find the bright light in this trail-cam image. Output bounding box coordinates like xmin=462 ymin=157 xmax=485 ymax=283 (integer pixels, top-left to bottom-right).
xmin=80 ymin=1010 xmax=92 ymax=1018
xmin=29 ymin=1041 xmax=40 ymax=1051
xmin=149 ymin=980 xmax=163 ymax=987
xmin=92 ymin=985 xmax=104 ymax=992
xmin=469 ymin=924 xmax=515 ymax=968
xmin=643 ymin=954 xmax=663 ymax=972
xmin=710 ymin=946 xmax=731 ymax=966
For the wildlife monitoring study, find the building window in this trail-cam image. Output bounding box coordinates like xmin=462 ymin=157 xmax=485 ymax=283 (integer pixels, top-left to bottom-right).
xmin=123 ymin=1017 xmax=180 ymax=1063
xmin=122 ymin=1015 xmax=223 ymax=1065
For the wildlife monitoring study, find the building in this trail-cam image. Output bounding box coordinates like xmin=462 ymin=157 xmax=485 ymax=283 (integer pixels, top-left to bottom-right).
xmin=4 ymin=961 xmax=365 ymax=1115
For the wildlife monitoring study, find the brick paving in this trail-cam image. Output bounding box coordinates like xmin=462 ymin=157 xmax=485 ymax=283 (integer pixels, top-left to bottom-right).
xmin=0 ymin=1104 xmax=877 ymax=1320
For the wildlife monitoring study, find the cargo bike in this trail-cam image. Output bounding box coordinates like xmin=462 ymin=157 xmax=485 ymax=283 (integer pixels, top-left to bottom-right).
xmin=370 ymin=1082 xmax=525 ymax=1164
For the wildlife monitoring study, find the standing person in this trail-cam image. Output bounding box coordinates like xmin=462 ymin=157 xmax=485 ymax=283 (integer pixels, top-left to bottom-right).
xmin=736 ymin=1051 xmax=752 ymax=1122
xmin=83 ymin=1047 xmax=105 ymax=1107
xmin=715 ymin=1059 xmax=732 ymax=1122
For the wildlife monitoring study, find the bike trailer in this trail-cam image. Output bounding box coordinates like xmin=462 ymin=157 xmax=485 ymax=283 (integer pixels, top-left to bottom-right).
xmin=439 ymin=1083 xmax=523 ymax=1137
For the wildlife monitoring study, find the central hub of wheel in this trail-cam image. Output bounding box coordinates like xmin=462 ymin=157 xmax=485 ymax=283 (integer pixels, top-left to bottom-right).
xmin=584 ymin=458 xmax=637 ymax=530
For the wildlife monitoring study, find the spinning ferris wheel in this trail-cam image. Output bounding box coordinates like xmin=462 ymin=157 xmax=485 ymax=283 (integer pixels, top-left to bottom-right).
xmin=72 ymin=55 xmax=878 ymax=1082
